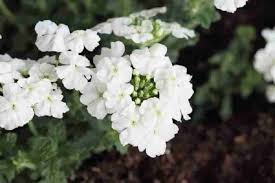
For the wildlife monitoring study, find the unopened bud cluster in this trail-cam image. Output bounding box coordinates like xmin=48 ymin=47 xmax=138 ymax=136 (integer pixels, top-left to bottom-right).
xmin=131 ymin=73 xmax=158 ymax=105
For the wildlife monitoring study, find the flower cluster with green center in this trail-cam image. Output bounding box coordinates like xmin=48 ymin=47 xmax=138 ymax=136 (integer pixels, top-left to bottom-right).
xmin=130 ymin=73 xmax=158 ymax=105
xmin=92 ymin=7 xmax=195 ymax=45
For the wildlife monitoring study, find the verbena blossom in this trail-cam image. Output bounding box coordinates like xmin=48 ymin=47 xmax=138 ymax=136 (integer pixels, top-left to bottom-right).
xmin=35 ymin=20 xmax=70 ymax=52
xmin=55 ymin=51 xmax=92 ymax=91
xmin=65 ymin=29 xmax=100 ymax=53
xmin=214 ymin=0 xmax=248 ymax=13
xmin=80 ymin=78 xmax=109 ymax=119
xmin=254 ymin=28 xmax=275 ymax=103
xmin=92 ymin=7 xmax=195 ymax=45
xmin=266 ymin=85 xmax=275 ymax=103
xmin=34 ymin=84 xmax=69 ymax=118
xmin=80 ymin=41 xmax=193 ymax=157
xmin=0 ymin=83 xmax=34 ymax=130
xmin=35 ymin=20 xmax=100 ymax=53
xmin=0 ymin=54 xmax=69 ymax=130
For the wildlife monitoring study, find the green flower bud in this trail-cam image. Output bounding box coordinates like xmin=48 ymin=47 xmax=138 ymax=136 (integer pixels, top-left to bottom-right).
xmin=135 ymin=98 xmax=141 ymax=105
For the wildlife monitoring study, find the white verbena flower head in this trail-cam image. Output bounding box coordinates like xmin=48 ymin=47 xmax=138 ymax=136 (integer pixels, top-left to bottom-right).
xmin=80 ymin=41 xmax=193 ymax=157
xmin=0 ymin=83 xmax=34 ymax=130
xmin=104 ymin=83 xmax=134 ymax=113
xmin=254 ymin=28 xmax=275 ymax=104
xmin=34 ymin=84 xmax=69 ymax=118
xmin=17 ymin=78 xmax=53 ymax=105
xmin=137 ymin=98 xmax=179 ymax=157
xmin=214 ymin=0 xmax=248 ymax=13
xmin=35 ymin=20 xmax=70 ymax=52
xmin=0 ymin=54 xmax=37 ymax=83
xmin=91 ymin=7 xmax=195 ymax=45
xmin=35 ymin=20 xmax=101 ymax=53
xmin=29 ymin=62 xmax=58 ymax=82
xmin=154 ymin=65 xmax=194 ymax=121
xmin=130 ymin=43 xmax=172 ymax=76
xmin=266 ymin=85 xmax=275 ymax=103
xmin=80 ymin=78 xmax=109 ymax=120
xmin=65 ymin=29 xmax=100 ymax=53
xmin=254 ymin=47 xmax=275 ymax=82
xmin=55 ymin=51 xmax=92 ymax=91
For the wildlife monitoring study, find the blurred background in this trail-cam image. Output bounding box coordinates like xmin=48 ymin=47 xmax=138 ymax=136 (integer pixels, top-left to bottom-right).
xmin=1 ymin=0 xmax=275 ymax=182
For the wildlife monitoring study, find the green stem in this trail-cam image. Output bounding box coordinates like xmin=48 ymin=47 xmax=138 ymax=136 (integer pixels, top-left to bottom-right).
xmin=0 ymin=0 xmax=16 ymax=22
xmin=28 ymin=121 xmax=39 ymax=136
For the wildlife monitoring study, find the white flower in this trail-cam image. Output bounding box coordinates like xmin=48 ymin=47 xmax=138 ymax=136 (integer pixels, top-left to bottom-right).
xmin=168 ymin=22 xmax=195 ymax=39
xmin=80 ymin=78 xmax=108 ymax=119
xmin=38 ymin=55 xmax=58 ymax=65
xmin=139 ymin=98 xmax=172 ymax=128
xmin=35 ymin=20 xmax=70 ymax=52
xmin=95 ymin=42 xmax=132 ymax=84
xmin=98 ymin=17 xmax=134 ymax=36
xmin=262 ymin=27 xmax=275 ymax=43
xmin=92 ymin=7 xmax=194 ymax=44
xmin=93 ymin=41 xmax=125 ymax=66
xmin=17 ymin=78 xmax=52 ymax=105
xmin=0 ymin=55 xmax=37 ymax=81
xmin=137 ymin=98 xmax=178 ymax=157
xmin=104 ymin=83 xmax=134 ymax=113
xmin=34 ymin=85 xmax=69 ymax=118
xmin=124 ymin=20 xmax=154 ymax=43
xmin=214 ymin=0 xmax=248 ymax=13
xmin=111 ymin=103 xmax=145 ymax=146
xmin=0 ymin=83 xmax=34 ymax=130
xmin=154 ymin=65 xmax=193 ymax=120
xmin=56 ymin=51 xmax=92 ymax=91
xmin=266 ymin=85 xmax=275 ymax=103
xmin=130 ymin=43 xmax=172 ymax=76
xmin=11 ymin=58 xmax=37 ymax=77
xmin=254 ymin=47 xmax=275 ymax=82
xmin=84 ymin=42 xmax=193 ymax=158
xmin=0 ymin=62 xmax=14 ymax=84
xmin=29 ymin=63 xmax=58 ymax=82
xmin=156 ymin=20 xmax=195 ymax=39
xmin=91 ymin=22 xmax=112 ymax=34
xmin=65 ymin=29 xmax=100 ymax=53
xmin=138 ymin=119 xmax=178 ymax=158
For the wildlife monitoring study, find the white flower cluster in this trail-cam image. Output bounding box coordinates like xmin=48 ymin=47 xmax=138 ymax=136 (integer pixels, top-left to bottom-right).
xmin=0 ymin=19 xmax=102 ymax=130
xmin=253 ymin=27 xmax=275 ymax=103
xmin=35 ymin=20 xmax=100 ymax=91
xmin=214 ymin=0 xmax=248 ymax=13
xmin=80 ymin=41 xmax=193 ymax=157
xmin=92 ymin=7 xmax=195 ymax=45
xmin=35 ymin=20 xmax=100 ymax=53
xmin=0 ymin=54 xmax=69 ymax=130
xmin=1 ymin=16 xmax=194 ymax=158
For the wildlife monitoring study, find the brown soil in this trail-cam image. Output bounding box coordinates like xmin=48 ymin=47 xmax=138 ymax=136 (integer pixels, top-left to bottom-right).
xmin=69 ymin=113 xmax=275 ymax=183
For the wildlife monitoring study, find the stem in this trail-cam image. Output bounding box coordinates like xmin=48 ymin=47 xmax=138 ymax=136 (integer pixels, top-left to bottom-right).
xmin=28 ymin=121 xmax=39 ymax=136
xmin=0 ymin=0 xmax=16 ymax=23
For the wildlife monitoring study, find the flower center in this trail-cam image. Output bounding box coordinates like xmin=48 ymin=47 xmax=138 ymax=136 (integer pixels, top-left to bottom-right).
xmin=130 ymin=73 xmax=158 ymax=105
xmin=12 ymin=103 xmax=16 ymax=110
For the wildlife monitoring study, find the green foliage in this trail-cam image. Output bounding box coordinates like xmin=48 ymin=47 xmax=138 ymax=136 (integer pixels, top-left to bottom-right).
xmin=166 ymin=0 xmax=220 ymax=29
xmin=194 ymin=26 xmax=265 ymax=120
xmin=162 ymin=0 xmax=220 ymax=60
